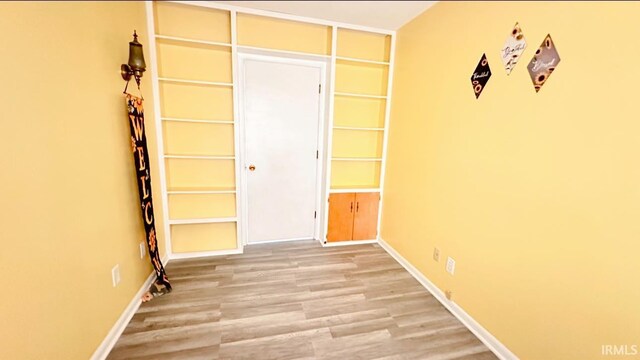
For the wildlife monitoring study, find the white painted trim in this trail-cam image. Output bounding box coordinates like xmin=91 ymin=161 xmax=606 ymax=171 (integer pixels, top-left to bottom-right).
xmin=230 ymin=9 xmax=245 ymax=256
xmin=314 ymin=54 xmax=329 ymax=243
xmin=158 ymin=77 xmax=234 ymax=87
xmin=238 ymin=45 xmax=330 ymax=60
xmin=329 ymin=188 xmax=380 ymax=194
xmin=171 ymin=1 xmax=396 ymax=35
xmin=334 ymin=92 xmax=387 ymax=99
xmin=336 ymin=56 xmax=390 ymax=66
xmin=321 ymin=25 xmax=338 ymax=245
xmin=333 ymin=126 xmax=384 ymax=131
xmin=164 ymin=155 xmax=235 ymax=160
xmin=154 ymin=34 xmax=232 ymax=48
xmin=376 ymin=32 xmax=396 ymax=240
xmin=146 ymin=1 xmax=173 ymax=259
xmin=332 ymin=157 xmax=383 ymax=162
xmin=168 ymin=217 xmax=237 ymax=225
xmin=322 ymin=239 xmax=377 ymax=247
xmin=236 ymin=52 xmax=327 ymax=246
xmin=169 ymin=248 xmax=243 ymax=260
xmin=377 ymin=237 xmax=519 ymax=360
xmin=162 ymin=117 xmax=234 ymax=124
xmin=90 ymin=271 xmax=156 ymax=360
xmin=167 ymin=189 xmax=236 ymax=195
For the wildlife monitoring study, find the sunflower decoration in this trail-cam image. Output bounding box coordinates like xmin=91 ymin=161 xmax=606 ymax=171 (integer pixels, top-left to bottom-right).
xmin=527 ymin=34 xmax=561 ymax=93
xmin=500 ymin=22 xmax=527 ymax=74
xmin=470 ymin=53 xmax=492 ymax=99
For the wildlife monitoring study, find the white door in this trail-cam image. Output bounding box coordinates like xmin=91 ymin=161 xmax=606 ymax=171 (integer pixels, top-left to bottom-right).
xmin=242 ymin=57 xmax=322 ymax=243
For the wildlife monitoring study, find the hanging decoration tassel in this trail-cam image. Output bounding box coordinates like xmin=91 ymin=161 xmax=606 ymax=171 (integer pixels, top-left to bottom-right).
xmin=125 ymin=93 xmax=172 ymax=302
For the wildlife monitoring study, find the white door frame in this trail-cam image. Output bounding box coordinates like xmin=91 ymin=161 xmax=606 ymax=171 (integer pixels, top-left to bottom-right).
xmin=237 ymin=52 xmax=327 ymax=246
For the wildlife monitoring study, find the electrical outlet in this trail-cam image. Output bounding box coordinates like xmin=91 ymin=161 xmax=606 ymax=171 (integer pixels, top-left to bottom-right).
xmin=446 ymin=257 xmax=456 ymax=275
xmin=139 ymin=241 xmax=146 ymax=259
xmin=112 ymin=264 xmax=121 ymax=287
xmin=433 ymin=247 xmax=440 ymax=262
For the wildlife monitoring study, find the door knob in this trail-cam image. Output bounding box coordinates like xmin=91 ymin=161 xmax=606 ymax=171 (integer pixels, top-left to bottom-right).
xmin=248 ymin=165 xmax=256 ymax=171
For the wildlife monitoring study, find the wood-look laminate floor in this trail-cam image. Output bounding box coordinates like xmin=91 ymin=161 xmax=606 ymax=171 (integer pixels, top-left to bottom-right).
xmin=108 ymin=241 xmax=497 ymax=360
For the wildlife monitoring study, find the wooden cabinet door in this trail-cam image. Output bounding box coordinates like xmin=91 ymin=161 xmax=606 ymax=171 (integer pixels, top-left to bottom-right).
xmin=352 ymin=192 xmax=380 ymax=240
xmin=327 ymin=193 xmax=356 ymax=242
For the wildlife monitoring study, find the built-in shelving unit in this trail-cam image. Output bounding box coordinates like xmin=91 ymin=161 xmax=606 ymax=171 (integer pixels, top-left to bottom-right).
xmin=147 ymin=1 xmax=395 ymax=257
xmin=329 ymin=27 xmax=390 ymax=193
xmin=150 ymin=1 xmax=239 ymax=256
xmin=322 ymin=28 xmax=394 ymax=244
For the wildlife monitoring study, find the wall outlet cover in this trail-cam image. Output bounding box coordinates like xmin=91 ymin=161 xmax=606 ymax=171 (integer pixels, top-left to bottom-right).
xmin=433 ymin=247 xmax=440 ymax=262
xmin=446 ymin=257 xmax=456 ymax=275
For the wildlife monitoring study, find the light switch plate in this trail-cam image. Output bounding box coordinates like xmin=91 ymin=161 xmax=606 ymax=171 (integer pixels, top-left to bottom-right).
xmin=139 ymin=242 xmax=146 ymax=259
xmin=433 ymin=248 xmax=440 ymax=262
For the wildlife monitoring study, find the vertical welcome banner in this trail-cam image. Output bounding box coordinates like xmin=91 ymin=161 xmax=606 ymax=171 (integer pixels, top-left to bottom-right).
xmin=126 ymin=94 xmax=172 ymax=301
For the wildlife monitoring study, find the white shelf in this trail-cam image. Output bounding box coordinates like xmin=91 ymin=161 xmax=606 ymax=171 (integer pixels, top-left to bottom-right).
xmin=158 ymin=77 xmax=234 ymax=87
xmin=334 ymin=92 xmax=387 ymax=99
xmin=165 ymin=155 xmax=235 ymax=160
xmin=155 ymin=34 xmax=232 ymax=48
xmin=332 ymin=157 xmax=383 ymax=162
xmin=169 ymin=217 xmax=237 ymax=225
xmin=168 ymin=188 xmax=236 ymax=194
xmin=329 ymin=188 xmax=380 ymax=193
xmin=336 ymin=56 xmax=389 ymax=66
xmin=333 ymin=126 xmax=384 ymax=131
xmin=162 ymin=117 xmax=234 ymax=125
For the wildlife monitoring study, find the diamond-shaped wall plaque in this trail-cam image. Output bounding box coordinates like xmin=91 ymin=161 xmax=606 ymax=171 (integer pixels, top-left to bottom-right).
xmin=527 ymin=34 xmax=561 ymax=92
xmin=500 ymin=22 xmax=527 ymax=75
xmin=470 ymin=53 xmax=492 ymax=99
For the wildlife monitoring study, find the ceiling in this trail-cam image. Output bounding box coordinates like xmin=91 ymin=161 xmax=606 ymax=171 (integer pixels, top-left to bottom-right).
xmin=214 ymin=1 xmax=437 ymax=30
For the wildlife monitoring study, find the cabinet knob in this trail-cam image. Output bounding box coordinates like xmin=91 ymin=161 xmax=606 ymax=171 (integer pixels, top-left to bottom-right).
xmin=248 ymin=165 xmax=256 ymax=171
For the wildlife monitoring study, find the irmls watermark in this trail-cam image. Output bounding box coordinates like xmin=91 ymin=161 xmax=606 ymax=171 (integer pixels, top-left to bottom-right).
xmin=602 ymin=345 xmax=638 ymax=356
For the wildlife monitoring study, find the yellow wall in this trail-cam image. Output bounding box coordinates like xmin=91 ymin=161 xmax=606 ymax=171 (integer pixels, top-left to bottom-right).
xmin=382 ymin=2 xmax=640 ymax=359
xmin=0 ymin=2 xmax=166 ymax=359
xmin=237 ymin=13 xmax=332 ymax=55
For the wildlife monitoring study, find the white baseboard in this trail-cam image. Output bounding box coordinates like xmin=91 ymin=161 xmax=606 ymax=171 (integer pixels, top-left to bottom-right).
xmin=168 ymin=247 xmax=243 ymax=260
xmin=90 ymin=270 xmax=156 ymax=360
xmin=91 ymin=253 xmax=170 ymax=360
xmin=377 ymin=237 xmax=519 ymax=360
xmin=321 ymin=239 xmax=377 ymax=247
